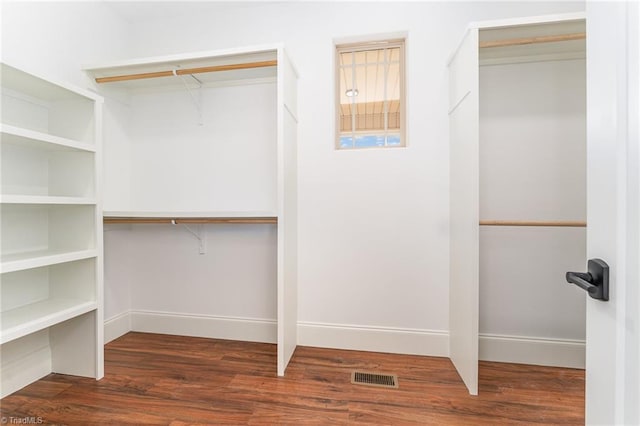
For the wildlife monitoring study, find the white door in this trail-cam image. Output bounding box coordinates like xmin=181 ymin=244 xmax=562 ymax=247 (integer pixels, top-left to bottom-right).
xmin=448 ymin=27 xmax=480 ymax=396
xmin=585 ymin=2 xmax=639 ymax=424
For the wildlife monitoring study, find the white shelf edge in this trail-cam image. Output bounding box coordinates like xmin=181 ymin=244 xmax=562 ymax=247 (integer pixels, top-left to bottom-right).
xmin=83 ymin=43 xmax=283 ymax=72
xmin=469 ymin=12 xmax=586 ymax=30
xmin=0 ymin=299 xmax=97 ymax=345
xmin=0 ymin=124 xmax=96 ymax=153
xmin=103 ymin=210 xmax=277 ymax=219
xmin=2 ymin=62 xmax=103 ymax=103
xmin=0 ymin=195 xmax=97 ymax=205
xmin=1 ymin=249 xmax=98 ymax=274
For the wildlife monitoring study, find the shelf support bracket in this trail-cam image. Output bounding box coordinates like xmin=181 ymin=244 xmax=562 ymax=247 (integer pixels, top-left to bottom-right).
xmin=174 ymin=69 xmax=203 ymax=126
xmin=173 ymin=221 xmax=207 ymax=254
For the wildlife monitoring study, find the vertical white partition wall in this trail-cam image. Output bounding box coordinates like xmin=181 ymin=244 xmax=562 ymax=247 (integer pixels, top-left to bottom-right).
xmin=277 ymin=50 xmax=299 ymax=376
xmin=448 ymin=14 xmax=587 ymax=395
xmin=85 ymin=45 xmax=298 ymax=376
xmin=0 ymin=63 xmax=104 ymax=397
xmin=448 ymin=28 xmax=480 ymax=396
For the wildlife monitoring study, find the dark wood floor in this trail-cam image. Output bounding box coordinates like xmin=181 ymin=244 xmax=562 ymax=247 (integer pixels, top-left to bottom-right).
xmin=0 ymin=332 xmax=584 ymax=425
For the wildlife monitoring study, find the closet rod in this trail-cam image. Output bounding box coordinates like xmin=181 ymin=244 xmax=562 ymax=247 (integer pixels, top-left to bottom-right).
xmin=479 ymin=220 xmax=586 ymax=227
xmin=94 ymin=60 xmax=278 ymax=84
xmin=104 ymin=217 xmax=277 ymax=225
xmin=479 ymin=32 xmax=586 ymax=49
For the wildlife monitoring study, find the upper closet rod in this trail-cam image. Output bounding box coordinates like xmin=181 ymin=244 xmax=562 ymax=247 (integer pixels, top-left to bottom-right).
xmin=480 ymin=220 xmax=586 ymax=227
xmin=94 ymin=60 xmax=278 ymax=84
xmin=479 ymin=32 xmax=585 ymax=49
xmin=103 ymin=217 xmax=277 ymax=224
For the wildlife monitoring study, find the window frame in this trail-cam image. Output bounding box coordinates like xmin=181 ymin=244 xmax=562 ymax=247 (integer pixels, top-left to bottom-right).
xmin=335 ymin=38 xmax=406 ymax=150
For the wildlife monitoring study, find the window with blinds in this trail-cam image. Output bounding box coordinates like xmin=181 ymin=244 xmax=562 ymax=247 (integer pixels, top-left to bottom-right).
xmin=336 ymin=39 xmax=405 ymax=149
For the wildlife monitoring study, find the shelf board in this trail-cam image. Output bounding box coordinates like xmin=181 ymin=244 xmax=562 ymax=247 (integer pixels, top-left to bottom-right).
xmin=0 ymin=299 xmax=97 ymax=344
xmin=103 ymin=210 xmax=277 ymax=224
xmin=85 ymin=46 xmax=278 ymax=90
xmin=0 ymin=124 xmax=96 ymax=153
xmin=1 ymin=63 xmax=101 ymax=102
xmin=478 ymin=19 xmax=586 ymax=65
xmin=1 ymin=249 xmax=98 ymax=274
xmin=0 ymin=195 xmax=96 ymax=205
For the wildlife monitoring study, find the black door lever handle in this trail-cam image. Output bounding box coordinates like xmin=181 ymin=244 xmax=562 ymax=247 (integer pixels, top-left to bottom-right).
xmin=566 ymin=272 xmax=598 ymax=295
xmin=566 ymin=259 xmax=609 ymax=301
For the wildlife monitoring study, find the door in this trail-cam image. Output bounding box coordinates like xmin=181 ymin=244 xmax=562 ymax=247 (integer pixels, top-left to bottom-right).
xmin=585 ymin=2 xmax=639 ymax=424
xmin=448 ymin=27 xmax=480 ymax=396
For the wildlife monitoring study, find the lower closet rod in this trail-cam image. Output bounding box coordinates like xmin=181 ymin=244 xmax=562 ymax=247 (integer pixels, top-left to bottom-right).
xmin=480 ymin=220 xmax=586 ymax=227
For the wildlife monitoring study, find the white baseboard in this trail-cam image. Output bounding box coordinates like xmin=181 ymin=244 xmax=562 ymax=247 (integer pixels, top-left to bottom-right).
xmin=1 ymin=345 xmax=51 ymax=398
xmin=104 ymin=311 xmax=132 ymax=344
xmin=101 ymin=313 xmax=585 ymax=369
xmin=297 ymin=321 xmax=449 ymax=357
xmin=479 ymin=333 xmax=585 ymax=369
xmin=130 ymin=310 xmax=277 ymax=344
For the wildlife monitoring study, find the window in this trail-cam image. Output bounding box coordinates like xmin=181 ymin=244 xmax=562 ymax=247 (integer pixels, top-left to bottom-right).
xmin=336 ymin=39 xmax=405 ymax=149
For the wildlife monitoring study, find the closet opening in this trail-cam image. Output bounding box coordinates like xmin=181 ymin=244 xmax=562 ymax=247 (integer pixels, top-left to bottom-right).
xmin=478 ymin=20 xmax=587 ymax=367
xmin=85 ymin=45 xmax=299 ymax=376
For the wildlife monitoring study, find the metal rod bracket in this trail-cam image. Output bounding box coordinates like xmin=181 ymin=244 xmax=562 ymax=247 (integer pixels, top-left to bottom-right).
xmin=174 ymin=68 xmax=204 ymax=126
xmin=176 ymin=222 xmax=207 ymax=254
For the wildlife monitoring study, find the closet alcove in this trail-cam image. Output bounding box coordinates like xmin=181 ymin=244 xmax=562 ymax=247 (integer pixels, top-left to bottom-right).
xmin=448 ymin=13 xmax=587 ymax=394
xmin=85 ymin=45 xmax=298 ymax=376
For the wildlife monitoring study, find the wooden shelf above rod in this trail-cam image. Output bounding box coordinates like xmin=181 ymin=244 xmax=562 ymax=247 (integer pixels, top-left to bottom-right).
xmin=480 ymin=220 xmax=586 ymax=227
xmin=95 ymin=60 xmax=278 ymax=84
xmin=104 ymin=217 xmax=277 ymax=225
xmin=479 ymin=32 xmax=586 ymax=49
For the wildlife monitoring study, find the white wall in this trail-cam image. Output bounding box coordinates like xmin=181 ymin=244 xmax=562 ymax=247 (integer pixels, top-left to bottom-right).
xmin=2 ymin=1 xmax=587 ymax=354
xmin=98 ymin=78 xmax=280 ymax=334
xmin=479 ymin=59 xmax=587 ymax=350
xmin=1 ymin=2 xmax=130 ymax=89
xmin=113 ymin=1 xmax=583 ymax=344
xmin=126 ymin=83 xmax=277 ymax=212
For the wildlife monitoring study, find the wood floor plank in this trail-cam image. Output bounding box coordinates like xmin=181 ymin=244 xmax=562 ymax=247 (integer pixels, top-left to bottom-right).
xmin=248 ymin=401 xmax=350 ymax=426
xmin=0 ymin=332 xmax=584 ymax=424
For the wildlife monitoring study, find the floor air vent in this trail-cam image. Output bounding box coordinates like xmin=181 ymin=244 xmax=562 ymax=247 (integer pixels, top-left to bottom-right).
xmin=351 ymin=371 xmax=398 ymax=389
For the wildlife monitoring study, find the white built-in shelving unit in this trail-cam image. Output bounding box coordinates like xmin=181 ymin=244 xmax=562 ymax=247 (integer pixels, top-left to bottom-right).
xmin=0 ymin=63 xmax=104 ymax=397
xmin=85 ymin=44 xmax=298 ymax=376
